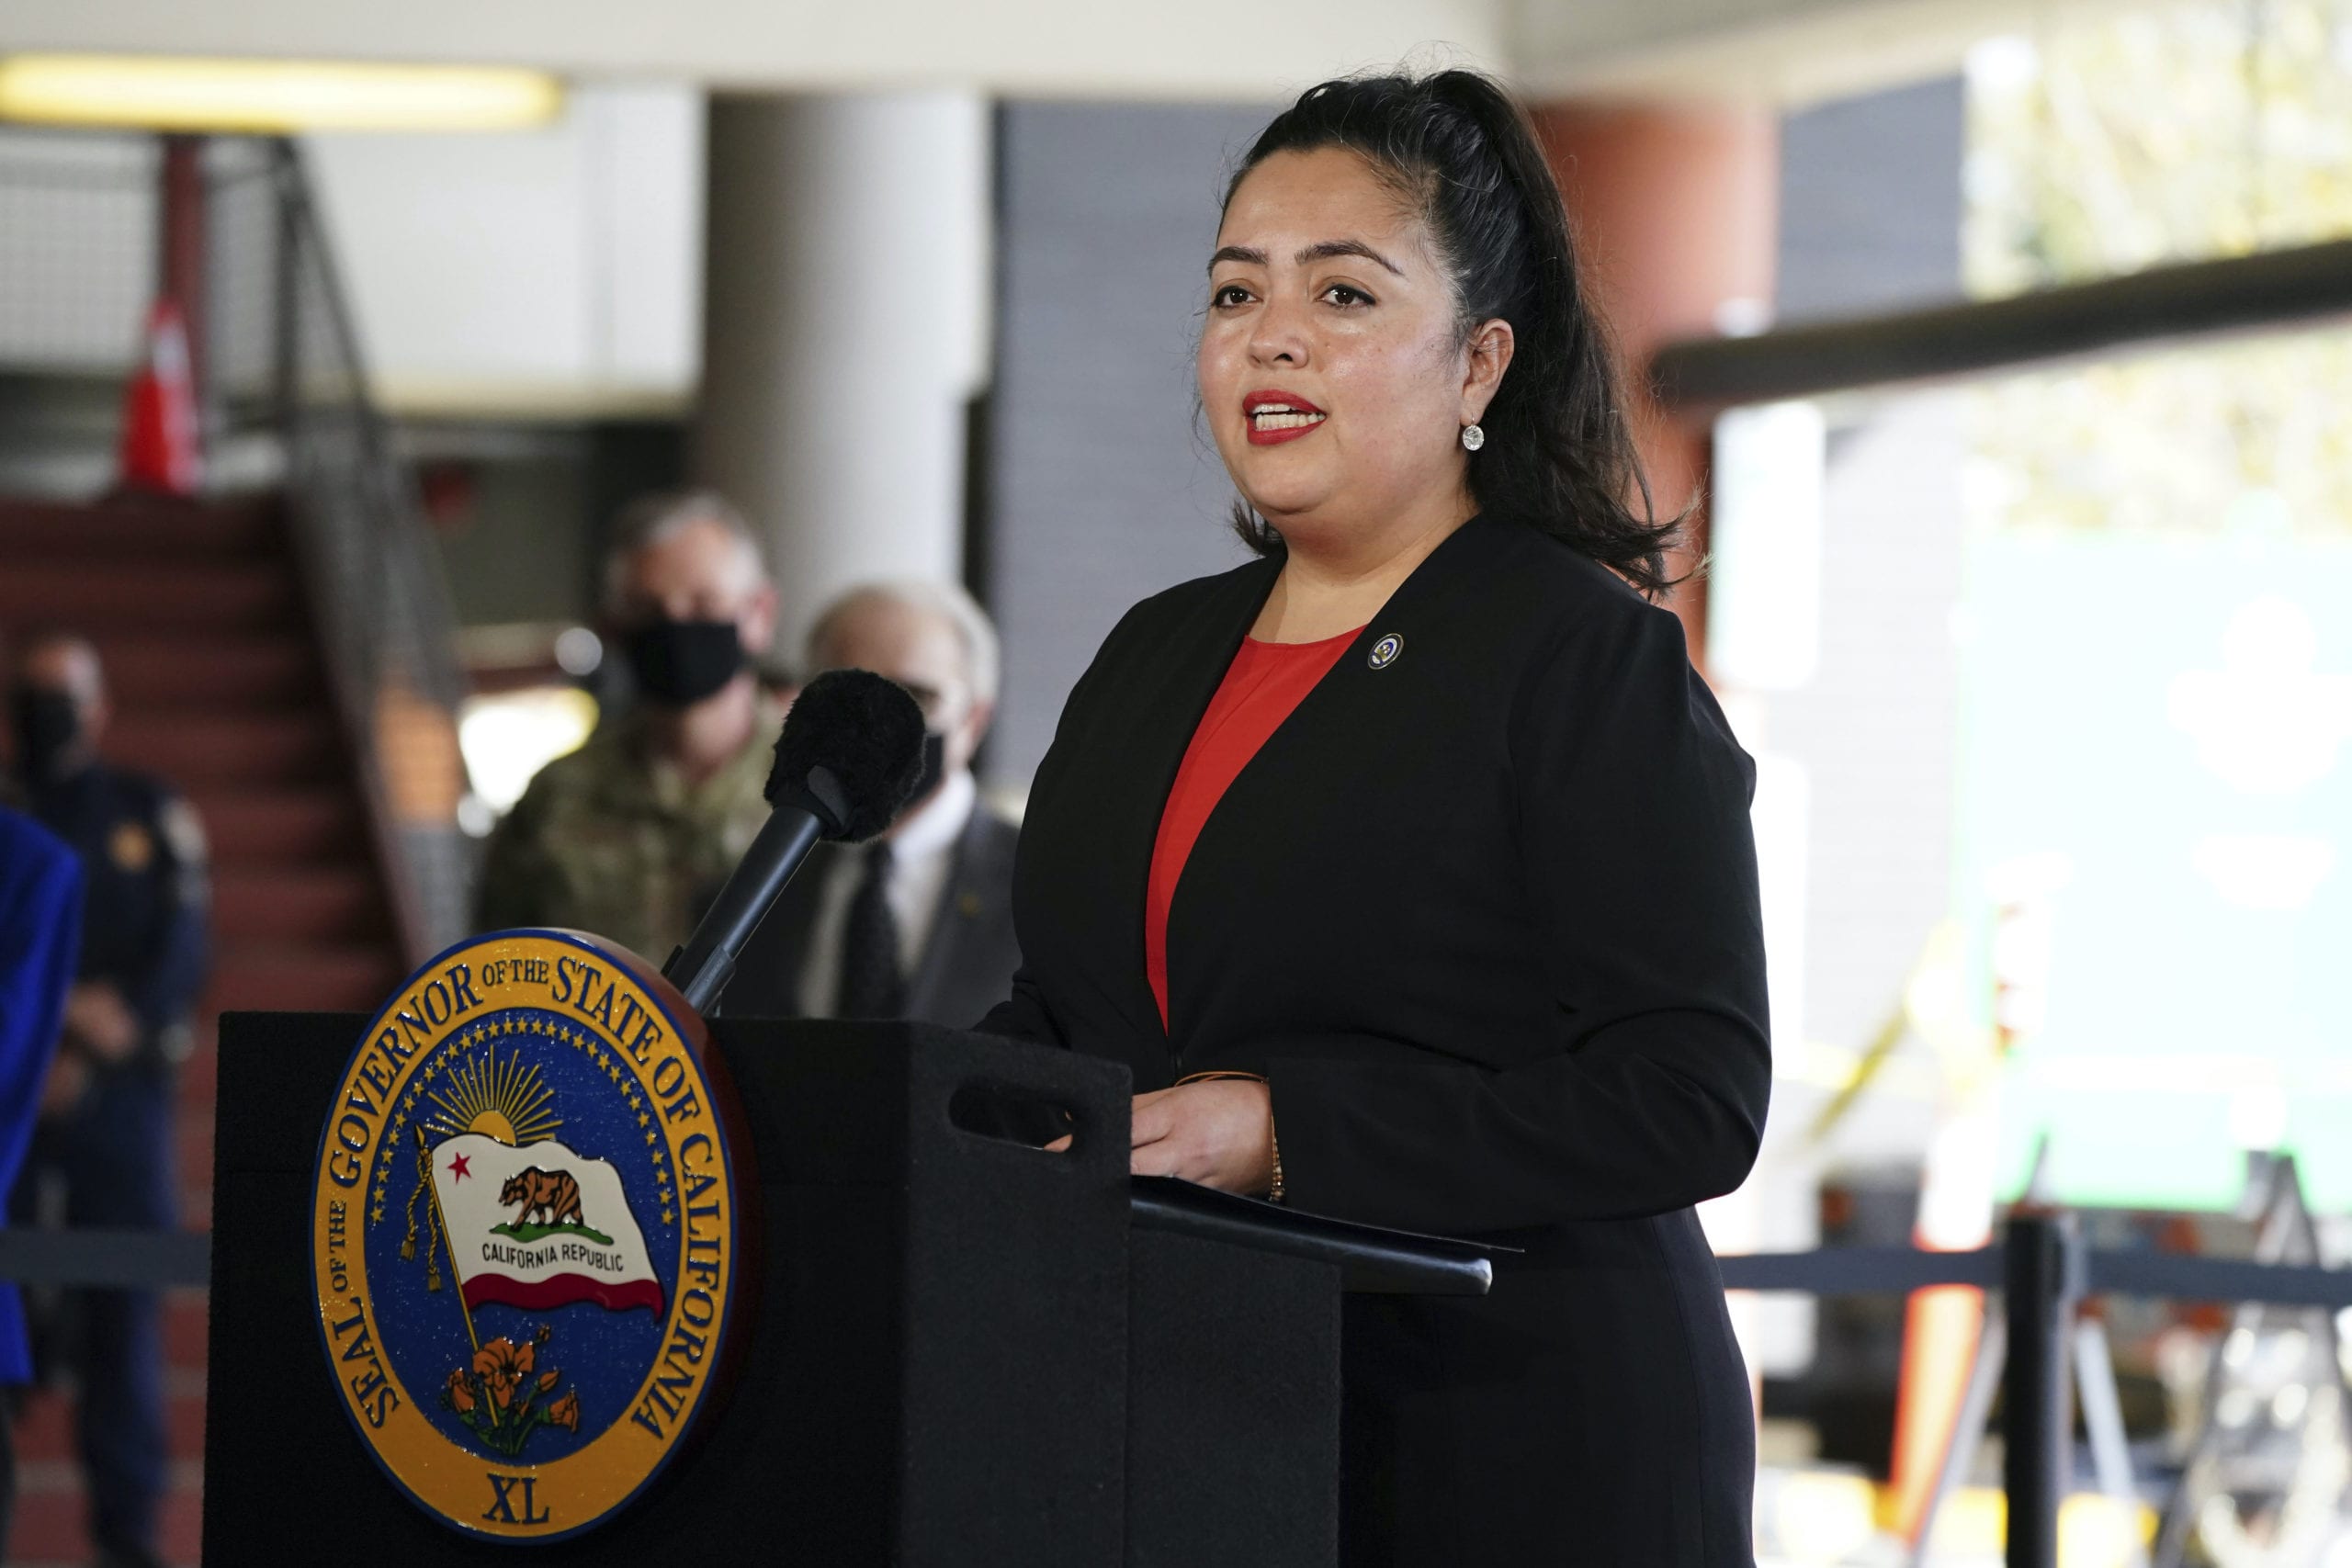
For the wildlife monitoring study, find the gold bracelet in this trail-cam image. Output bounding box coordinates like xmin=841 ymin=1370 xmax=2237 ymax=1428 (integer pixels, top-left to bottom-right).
xmin=1171 ymin=1071 xmax=1282 ymax=1201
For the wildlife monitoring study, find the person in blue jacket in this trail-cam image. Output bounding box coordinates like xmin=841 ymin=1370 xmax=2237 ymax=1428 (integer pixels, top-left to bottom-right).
xmin=9 ymin=633 xmax=208 ymax=1568
xmin=0 ymin=804 xmax=83 ymax=1551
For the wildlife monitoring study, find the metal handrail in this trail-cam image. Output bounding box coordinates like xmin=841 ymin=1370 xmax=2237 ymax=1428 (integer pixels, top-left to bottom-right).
xmin=269 ymin=142 xmax=463 ymax=705
xmin=256 ymin=139 xmax=470 ymax=959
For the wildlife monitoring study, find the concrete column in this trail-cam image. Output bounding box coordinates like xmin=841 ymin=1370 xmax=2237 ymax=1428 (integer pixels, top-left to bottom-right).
xmin=695 ymin=93 xmax=990 ymax=655
xmin=1532 ymin=103 xmax=1778 ymax=661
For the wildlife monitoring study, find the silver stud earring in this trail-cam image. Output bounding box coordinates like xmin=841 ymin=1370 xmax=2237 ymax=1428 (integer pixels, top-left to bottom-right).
xmin=1461 ymin=423 xmax=1485 ymax=452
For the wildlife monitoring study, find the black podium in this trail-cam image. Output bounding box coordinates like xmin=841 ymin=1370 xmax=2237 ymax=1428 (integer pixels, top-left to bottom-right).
xmin=205 ymin=1013 xmax=1488 ymax=1565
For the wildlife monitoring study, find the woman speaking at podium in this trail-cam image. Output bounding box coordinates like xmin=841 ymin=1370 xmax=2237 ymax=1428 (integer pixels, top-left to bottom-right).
xmin=981 ymin=69 xmax=1770 ymax=1566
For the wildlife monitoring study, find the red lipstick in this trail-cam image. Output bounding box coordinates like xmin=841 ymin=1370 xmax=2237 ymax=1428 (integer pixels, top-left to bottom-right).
xmin=1243 ymin=389 xmax=1328 ymax=446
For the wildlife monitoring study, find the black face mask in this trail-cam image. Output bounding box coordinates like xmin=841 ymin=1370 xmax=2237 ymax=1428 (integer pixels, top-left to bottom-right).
xmin=623 ymin=619 xmax=745 ymax=708
xmin=10 ymin=688 xmax=81 ymax=784
xmin=906 ymin=730 xmax=947 ymax=806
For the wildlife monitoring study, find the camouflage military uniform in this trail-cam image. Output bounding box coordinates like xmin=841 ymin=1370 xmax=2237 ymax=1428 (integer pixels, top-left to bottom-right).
xmin=475 ymin=705 xmax=778 ymax=965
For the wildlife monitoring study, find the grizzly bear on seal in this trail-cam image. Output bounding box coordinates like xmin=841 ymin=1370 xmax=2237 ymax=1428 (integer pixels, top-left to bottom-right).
xmin=499 ymin=1168 xmax=584 ymax=1229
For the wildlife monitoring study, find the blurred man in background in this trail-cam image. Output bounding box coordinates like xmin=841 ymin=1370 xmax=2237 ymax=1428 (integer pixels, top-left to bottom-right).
xmin=9 ymin=632 xmax=209 ymax=1568
xmin=722 ymin=581 xmax=1021 ymax=1029
xmin=477 ymin=491 xmax=782 ymax=964
xmin=0 ymin=803 xmax=80 ymax=1551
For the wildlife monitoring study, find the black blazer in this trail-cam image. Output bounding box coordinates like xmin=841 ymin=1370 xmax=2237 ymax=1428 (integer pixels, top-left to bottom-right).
xmin=721 ymin=805 xmax=1023 ymax=1031
xmin=980 ymin=516 xmax=1770 ymax=1566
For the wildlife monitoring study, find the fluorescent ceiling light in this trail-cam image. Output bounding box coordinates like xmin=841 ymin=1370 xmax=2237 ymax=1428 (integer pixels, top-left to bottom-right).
xmin=0 ymin=54 xmax=562 ymax=133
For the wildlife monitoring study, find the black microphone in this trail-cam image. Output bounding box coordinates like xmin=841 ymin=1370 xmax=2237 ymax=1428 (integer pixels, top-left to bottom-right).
xmin=662 ymin=669 xmax=928 ymax=1013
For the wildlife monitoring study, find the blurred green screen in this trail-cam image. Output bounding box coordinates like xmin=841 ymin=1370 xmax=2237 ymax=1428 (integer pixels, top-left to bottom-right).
xmin=1959 ymin=531 xmax=2352 ymax=1211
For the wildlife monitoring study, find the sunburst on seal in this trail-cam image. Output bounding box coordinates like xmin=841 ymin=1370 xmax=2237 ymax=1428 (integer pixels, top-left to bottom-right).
xmin=422 ymin=1040 xmax=560 ymax=1146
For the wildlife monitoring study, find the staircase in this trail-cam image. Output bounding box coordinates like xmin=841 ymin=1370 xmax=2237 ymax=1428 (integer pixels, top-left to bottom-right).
xmin=0 ymin=491 xmax=413 ymax=1566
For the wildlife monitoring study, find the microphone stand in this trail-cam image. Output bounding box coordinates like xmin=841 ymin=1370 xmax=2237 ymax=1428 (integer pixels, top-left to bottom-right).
xmin=662 ymin=764 xmax=849 ymax=1013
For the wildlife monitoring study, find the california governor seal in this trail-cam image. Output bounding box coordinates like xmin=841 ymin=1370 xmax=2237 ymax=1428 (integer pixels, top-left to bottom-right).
xmin=309 ymin=931 xmax=749 ymax=1540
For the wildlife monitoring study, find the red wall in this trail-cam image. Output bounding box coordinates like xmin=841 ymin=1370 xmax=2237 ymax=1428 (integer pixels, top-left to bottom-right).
xmin=1532 ymin=103 xmax=1779 ymax=664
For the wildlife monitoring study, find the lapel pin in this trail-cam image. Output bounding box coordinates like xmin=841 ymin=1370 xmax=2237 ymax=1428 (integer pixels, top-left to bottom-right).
xmin=1368 ymin=632 xmax=1404 ymax=671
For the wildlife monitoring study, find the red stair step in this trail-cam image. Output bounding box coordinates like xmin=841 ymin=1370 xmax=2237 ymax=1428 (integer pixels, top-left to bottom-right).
xmin=174 ymin=1113 xmax=214 ymax=1196
xmin=0 ymin=495 xmax=281 ymax=561
xmin=8 ymin=1482 xmax=95 ymax=1566
xmin=0 ymin=560 xmax=301 ymax=634
xmin=164 ymin=1292 xmax=208 ymax=1365
xmin=162 ymin=1484 xmax=204 ymax=1568
xmin=11 ymin=1393 xmax=72 ymax=1463
xmin=178 ymin=1036 xmax=218 ymax=1104
xmin=209 ymin=945 xmax=405 ymax=1013
xmin=8 ymin=1319 xmax=209 ymax=1565
xmin=191 ymin=787 xmax=368 ymax=864
xmin=5 ymin=1461 xmax=203 ymax=1568
xmin=211 ymin=864 xmax=393 ymax=943
xmin=96 ymin=631 xmax=324 ymax=709
xmin=108 ymin=713 xmax=344 ymax=788
xmin=10 ymin=1387 xmax=208 ymax=1465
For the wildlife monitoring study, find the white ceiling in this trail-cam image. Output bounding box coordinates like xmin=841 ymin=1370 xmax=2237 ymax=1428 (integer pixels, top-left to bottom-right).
xmin=0 ymin=0 xmax=2153 ymax=106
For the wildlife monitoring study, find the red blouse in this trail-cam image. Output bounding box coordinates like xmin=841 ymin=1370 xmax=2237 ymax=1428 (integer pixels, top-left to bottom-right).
xmin=1144 ymin=626 xmax=1363 ymax=1027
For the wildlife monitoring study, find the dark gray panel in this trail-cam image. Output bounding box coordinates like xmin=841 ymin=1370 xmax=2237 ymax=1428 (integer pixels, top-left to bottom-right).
xmin=1775 ymin=77 xmax=1964 ymax=325
xmin=429 ymin=452 xmax=593 ymax=626
xmin=983 ymin=101 xmax=1279 ymax=791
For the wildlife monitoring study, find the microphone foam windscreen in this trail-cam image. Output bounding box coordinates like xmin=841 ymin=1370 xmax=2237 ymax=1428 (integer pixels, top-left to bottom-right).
xmin=765 ymin=669 xmax=929 ymax=840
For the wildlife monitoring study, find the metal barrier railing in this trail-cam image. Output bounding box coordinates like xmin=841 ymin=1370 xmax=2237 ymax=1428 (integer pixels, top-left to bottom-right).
xmin=1719 ymin=1235 xmax=2352 ymax=1309
xmin=7 ymin=1211 xmax=2346 ymax=1568
xmin=0 ymin=1227 xmax=209 ymax=1292
xmin=1723 ymin=1218 xmax=2352 ymax=1568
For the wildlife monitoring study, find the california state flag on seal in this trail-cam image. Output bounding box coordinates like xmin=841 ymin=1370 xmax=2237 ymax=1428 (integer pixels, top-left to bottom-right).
xmin=429 ymin=1134 xmax=666 ymax=1316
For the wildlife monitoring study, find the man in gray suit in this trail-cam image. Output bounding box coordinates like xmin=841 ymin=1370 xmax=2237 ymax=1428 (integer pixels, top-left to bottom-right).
xmin=723 ymin=581 xmax=1021 ymax=1027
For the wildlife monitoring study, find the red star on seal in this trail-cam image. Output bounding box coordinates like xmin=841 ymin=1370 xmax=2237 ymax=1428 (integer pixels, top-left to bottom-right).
xmin=448 ymin=1152 xmax=472 ymax=1181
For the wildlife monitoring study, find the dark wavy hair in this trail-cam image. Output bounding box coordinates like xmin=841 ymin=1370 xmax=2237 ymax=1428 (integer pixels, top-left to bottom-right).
xmin=1221 ymin=70 xmax=1682 ymax=597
